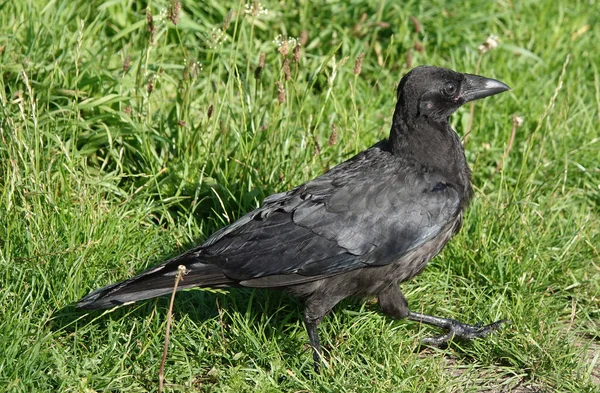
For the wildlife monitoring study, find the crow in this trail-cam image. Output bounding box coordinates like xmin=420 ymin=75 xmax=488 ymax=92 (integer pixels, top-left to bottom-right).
xmin=78 ymin=66 xmax=510 ymax=370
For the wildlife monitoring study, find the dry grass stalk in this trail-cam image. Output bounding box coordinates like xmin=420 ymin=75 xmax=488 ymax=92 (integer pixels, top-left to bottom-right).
xmin=495 ymin=114 xmax=524 ymax=173
xmin=158 ymin=265 xmax=188 ymax=393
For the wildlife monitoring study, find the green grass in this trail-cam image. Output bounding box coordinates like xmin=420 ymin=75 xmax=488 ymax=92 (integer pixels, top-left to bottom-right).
xmin=1 ymin=0 xmax=599 ymax=391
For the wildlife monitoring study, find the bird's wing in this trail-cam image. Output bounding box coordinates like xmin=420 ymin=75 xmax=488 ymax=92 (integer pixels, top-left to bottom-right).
xmin=193 ymin=144 xmax=462 ymax=285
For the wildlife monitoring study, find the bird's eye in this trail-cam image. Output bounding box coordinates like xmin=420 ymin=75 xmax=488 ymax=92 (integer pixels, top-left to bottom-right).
xmin=442 ymin=82 xmax=457 ymax=97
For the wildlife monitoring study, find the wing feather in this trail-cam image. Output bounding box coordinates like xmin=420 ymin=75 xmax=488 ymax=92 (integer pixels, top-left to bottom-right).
xmin=194 ymin=143 xmax=461 ymax=286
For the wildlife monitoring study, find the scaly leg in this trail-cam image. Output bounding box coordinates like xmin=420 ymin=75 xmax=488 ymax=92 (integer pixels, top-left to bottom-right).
xmin=304 ymin=316 xmax=323 ymax=373
xmin=303 ymin=293 xmax=346 ymax=372
xmin=378 ymin=284 xmax=508 ymax=345
xmin=407 ymin=311 xmax=507 ymax=345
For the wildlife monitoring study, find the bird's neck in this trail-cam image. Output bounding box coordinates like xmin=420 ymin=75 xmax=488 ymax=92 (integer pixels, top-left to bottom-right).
xmin=389 ymin=115 xmax=472 ymax=199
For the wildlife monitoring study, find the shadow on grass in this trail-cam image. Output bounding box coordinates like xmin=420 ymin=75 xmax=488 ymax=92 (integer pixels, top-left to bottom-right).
xmin=51 ymin=286 xmax=328 ymax=380
xmin=51 ymin=284 xmax=302 ymax=335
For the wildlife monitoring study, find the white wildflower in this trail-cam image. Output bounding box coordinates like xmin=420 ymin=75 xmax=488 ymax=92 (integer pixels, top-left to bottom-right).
xmin=273 ymin=35 xmax=298 ymax=48
xmin=245 ymin=1 xmax=268 ymax=16
xmin=514 ymin=116 xmax=524 ymax=127
xmin=478 ymin=34 xmax=499 ymax=53
xmin=158 ymin=7 xmax=168 ymax=24
xmin=273 ymin=35 xmax=299 ymax=56
xmin=183 ymin=59 xmax=202 ymax=80
xmin=208 ymin=27 xmax=228 ymax=48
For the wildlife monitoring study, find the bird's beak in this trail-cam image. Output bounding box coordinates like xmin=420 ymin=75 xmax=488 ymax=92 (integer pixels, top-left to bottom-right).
xmin=460 ymin=74 xmax=510 ymax=103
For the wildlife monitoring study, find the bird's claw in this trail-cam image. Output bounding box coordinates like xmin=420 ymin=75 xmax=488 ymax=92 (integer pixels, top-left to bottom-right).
xmin=421 ymin=319 xmax=509 ymax=346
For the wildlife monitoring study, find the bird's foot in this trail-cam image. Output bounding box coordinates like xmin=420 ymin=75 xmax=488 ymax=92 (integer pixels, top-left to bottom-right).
xmin=421 ymin=319 xmax=508 ymax=346
xmin=407 ymin=311 xmax=508 ymax=346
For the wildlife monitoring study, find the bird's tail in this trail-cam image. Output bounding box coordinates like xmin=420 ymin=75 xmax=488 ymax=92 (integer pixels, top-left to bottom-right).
xmin=76 ymin=251 xmax=234 ymax=310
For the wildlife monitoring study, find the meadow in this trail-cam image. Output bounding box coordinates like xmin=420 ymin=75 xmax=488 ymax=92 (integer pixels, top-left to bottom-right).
xmin=0 ymin=0 xmax=599 ymax=391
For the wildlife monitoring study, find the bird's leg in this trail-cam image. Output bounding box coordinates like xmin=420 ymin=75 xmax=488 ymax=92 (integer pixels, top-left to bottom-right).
xmin=303 ymin=316 xmax=322 ymax=373
xmin=303 ymin=294 xmax=346 ymax=372
xmin=406 ymin=311 xmax=508 ymax=345
xmin=378 ymin=284 xmax=507 ymax=346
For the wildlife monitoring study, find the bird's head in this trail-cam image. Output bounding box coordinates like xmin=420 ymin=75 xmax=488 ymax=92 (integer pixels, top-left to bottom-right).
xmin=395 ymin=66 xmax=510 ymax=122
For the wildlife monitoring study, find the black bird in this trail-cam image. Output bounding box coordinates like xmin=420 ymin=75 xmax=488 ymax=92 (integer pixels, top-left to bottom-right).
xmin=78 ymin=66 xmax=510 ymax=369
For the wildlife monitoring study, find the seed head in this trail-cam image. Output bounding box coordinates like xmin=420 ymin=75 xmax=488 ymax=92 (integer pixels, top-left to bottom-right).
xmin=353 ymin=52 xmax=365 ymax=75
xmin=147 ymin=10 xmax=153 ymax=30
xmin=514 ymin=115 xmax=524 ymax=127
xmin=208 ymin=27 xmax=228 ymax=48
xmin=223 ymin=10 xmax=233 ymax=30
xmin=167 ymin=0 xmax=181 ymax=25
xmin=478 ymin=35 xmax=499 ymax=53
xmin=410 ymin=16 xmax=422 ymax=33
xmin=329 ymin=123 xmax=338 ymax=146
xmin=283 ymin=58 xmax=291 ymax=81
xmin=147 ymin=76 xmax=155 ymax=94
xmin=147 ymin=10 xmax=156 ymax=43
xmin=299 ymin=31 xmax=308 ymax=46
xmin=245 ymin=1 xmax=268 ymax=17
xmin=313 ymin=135 xmax=321 ymax=155
xmin=293 ymin=45 xmax=301 ymax=63
xmin=279 ymin=40 xmax=289 ymax=57
xmin=276 ymin=81 xmax=285 ymax=103
xmin=123 ymin=56 xmax=131 ymax=74
xmin=274 ymin=35 xmax=298 ymax=57
xmin=183 ymin=59 xmax=202 ymax=80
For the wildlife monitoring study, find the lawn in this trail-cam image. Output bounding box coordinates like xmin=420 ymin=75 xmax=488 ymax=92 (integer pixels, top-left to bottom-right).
xmin=0 ymin=0 xmax=599 ymax=392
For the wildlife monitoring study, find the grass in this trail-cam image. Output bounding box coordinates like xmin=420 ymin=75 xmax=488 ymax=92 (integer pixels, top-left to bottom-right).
xmin=1 ymin=0 xmax=599 ymax=391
